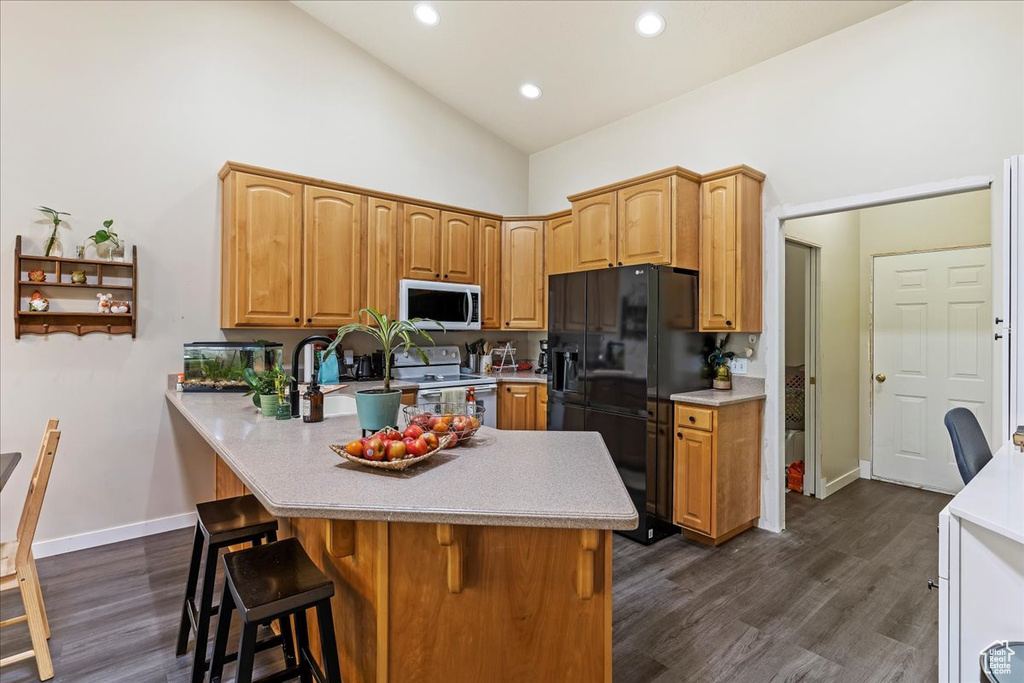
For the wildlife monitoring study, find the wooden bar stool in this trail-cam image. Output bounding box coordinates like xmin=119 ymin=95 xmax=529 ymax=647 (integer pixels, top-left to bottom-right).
xmin=176 ymin=494 xmax=285 ymax=683
xmin=209 ymin=537 xmax=341 ymax=683
xmin=0 ymin=419 xmax=60 ymax=681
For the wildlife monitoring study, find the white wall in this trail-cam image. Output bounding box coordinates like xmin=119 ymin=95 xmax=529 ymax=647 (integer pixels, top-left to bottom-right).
xmin=785 ymin=213 xmax=861 ymax=484
xmin=528 ymin=0 xmax=1022 ymax=528
xmin=0 ymin=1 xmax=527 ymax=545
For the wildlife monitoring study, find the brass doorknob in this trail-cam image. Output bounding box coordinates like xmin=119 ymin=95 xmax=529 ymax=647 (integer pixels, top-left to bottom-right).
xmin=875 ymin=373 xmax=886 ymax=383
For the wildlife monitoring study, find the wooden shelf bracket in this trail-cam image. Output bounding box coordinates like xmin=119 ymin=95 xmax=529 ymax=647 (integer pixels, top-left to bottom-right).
xmin=436 ymin=523 xmax=465 ymax=594
xmin=577 ymin=529 xmax=600 ymax=600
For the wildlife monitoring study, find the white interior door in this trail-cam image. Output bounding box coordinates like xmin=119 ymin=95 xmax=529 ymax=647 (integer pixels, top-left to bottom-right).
xmin=872 ymin=247 xmax=992 ymax=493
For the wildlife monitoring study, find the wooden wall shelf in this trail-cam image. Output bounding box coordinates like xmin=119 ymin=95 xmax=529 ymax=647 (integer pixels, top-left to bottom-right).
xmin=14 ymin=235 xmax=138 ymax=338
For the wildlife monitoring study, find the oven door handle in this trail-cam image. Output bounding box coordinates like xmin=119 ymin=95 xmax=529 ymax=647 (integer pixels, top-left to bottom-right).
xmin=470 ymin=386 xmax=496 ymax=394
xmin=418 ymin=390 xmax=442 ymax=398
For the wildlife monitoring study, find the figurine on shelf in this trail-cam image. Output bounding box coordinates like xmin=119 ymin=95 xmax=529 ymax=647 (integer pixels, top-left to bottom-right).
xmin=70 ymin=270 xmax=87 ymax=284
xmin=27 ymin=269 xmax=45 ymax=282
xmin=110 ymin=300 xmax=131 ymax=314
xmin=28 ymin=290 xmax=49 ymax=312
xmin=96 ymin=292 xmax=113 ymax=313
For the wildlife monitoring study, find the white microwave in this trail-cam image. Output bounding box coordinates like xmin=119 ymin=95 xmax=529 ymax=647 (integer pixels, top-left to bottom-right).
xmin=398 ymin=280 xmax=481 ymax=330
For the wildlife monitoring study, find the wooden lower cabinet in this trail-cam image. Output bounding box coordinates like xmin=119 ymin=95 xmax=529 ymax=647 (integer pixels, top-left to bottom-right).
xmin=673 ymin=400 xmax=763 ymax=545
xmin=497 ymin=383 xmax=547 ymax=430
xmin=213 ymin=456 xmax=612 ymax=683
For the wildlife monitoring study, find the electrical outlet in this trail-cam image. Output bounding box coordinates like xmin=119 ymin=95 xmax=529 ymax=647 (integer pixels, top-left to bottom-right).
xmin=728 ymin=357 xmax=748 ymax=375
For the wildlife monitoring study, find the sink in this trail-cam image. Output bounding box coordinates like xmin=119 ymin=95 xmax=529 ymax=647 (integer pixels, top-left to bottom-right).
xmin=324 ymin=393 xmax=358 ymax=418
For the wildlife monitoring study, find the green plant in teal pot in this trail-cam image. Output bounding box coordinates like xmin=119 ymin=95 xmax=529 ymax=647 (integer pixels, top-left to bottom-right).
xmin=326 ymin=308 xmax=442 ymax=430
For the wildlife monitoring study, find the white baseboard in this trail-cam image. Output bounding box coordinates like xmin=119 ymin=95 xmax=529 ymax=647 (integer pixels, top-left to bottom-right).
xmin=32 ymin=511 xmax=197 ymax=559
xmin=859 ymin=460 xmax=872 ymax=479
xmin=823 ymin=467 xmax=862 ymax=498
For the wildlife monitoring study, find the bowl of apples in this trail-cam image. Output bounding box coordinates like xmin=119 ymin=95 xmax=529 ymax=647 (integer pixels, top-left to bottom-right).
xmin=402 ymin=403 xmax=484 ymax=448
xmin=331 ymin=426 xmax=452 ymax=471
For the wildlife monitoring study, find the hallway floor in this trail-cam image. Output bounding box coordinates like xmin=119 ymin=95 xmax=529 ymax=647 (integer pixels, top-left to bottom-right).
xmin=0 ymin=479 xmax=950 ymax=682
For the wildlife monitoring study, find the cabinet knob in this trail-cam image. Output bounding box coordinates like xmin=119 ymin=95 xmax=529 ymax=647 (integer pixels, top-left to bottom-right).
xmin=617 ymin=261 xmax=622 ymax=266
xmin=726 ymin=320 xmax=733 ymax=327
xmin=444 ymin=274 xmax=449 ymax=279
xmin=608 ymin=263 xmax=613 ymax=268
xmin=306 ymin=318 xmax=312 ymax=324
xmin=294 ymin=317 xmax=300 ymax=323
xmin=506 ymin=387 xmax=511 ymax=393
xmin=688 ymin=416 xmax=695 ymax=423
xmin=435 ymin=273 xmax=440 ymax=278
xmin=676 ymin=431 xmax=682 ymax=439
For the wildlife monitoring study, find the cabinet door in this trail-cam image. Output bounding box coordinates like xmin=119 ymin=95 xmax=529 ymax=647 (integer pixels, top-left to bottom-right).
xmin=674 ymin=427 xmax=714 ymax=535
xmin=700 ymin=176 xmax=738 ymax=331
xmin=366 ymin=197 xmax=399 ymax=320
xmin=617 ymin=177 xmax=671 ymax=266
xmin=303 ymin=187 xmax=362 ymax=327
xmin=536 ymin=384 xmax=548 ymax=431
xmin=477 ymin=218 xmax=502 ymax=329
xmin=501 ymin=221 xmax=545 ymax=330
xmin=441 ymin=211 xmax=477 ymax=284
xmin=546 ymin=213 xmax=576 ymax=275
xmin=499 ymin=383 xmax=538 ymax=430
xmin=402 ymin=204 xmax=442 ymax=281
xmin=227 ymin=172 xmax=303 ymax=326
xmin=572 ymin=192 xmax=616 ymax=270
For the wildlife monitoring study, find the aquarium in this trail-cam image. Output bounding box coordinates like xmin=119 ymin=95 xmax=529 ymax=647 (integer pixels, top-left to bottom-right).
xmin=182 ymin=341 xmax=283 ymax=392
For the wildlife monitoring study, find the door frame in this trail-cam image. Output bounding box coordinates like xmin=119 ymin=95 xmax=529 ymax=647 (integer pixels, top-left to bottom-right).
xmin=783 ymin=238 xmax=822 ymax=498
xmin=868 ymin=244 xmax=992 ymax=493
xmin=764 ymin=174 xmax=994 ymax=533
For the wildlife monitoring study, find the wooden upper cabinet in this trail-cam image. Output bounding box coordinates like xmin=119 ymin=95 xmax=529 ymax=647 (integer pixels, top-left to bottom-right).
xmin=573 ymin=192 xmax=616 ymax=270
xmin=617 ymin=178 xmax=671 ymax=266
xmin=674 ymin=427 xmax=714 ymax=535
xmin=501 ymin=221 xmax=545 ymax=330
xmin=222 ymin=172 xmax=303 ymax=327
xmin=545 ymin=211 xmax=575 ymax=275
xmin=441 ymin=211 xmax=477 ymax=284
xmin=303 ymin=187 xmax=362 ymax=328
xmin=402 ymin=204 xmax=442 ymax=281
xmin=699 ymin=167 xmax=763 ymax=332
xmin=477 ymin=218 xmax=502 ymax=330
xmin=366 ymin=197 xmax=398 ymax=320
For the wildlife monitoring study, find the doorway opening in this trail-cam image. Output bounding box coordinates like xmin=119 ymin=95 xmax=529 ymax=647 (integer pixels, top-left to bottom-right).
xmin=781 ymin=189 xmax=992 ymax=510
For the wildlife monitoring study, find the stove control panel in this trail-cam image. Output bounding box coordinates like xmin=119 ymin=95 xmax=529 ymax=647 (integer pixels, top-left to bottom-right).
xmin=394 ymin=345 xmax=462 ymax=367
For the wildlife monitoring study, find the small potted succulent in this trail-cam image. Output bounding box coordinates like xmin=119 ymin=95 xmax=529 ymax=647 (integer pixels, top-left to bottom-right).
xmin=326 ymin=308 xmax=441 ymax=430
xmin=708 ymin=337 xmax=736 ymax=391
xmin=244 ymin=363 xmax=291 ymax=416
xmin=37 ymin=206 xmax=70 ymax=257
xmin=86 ymin=219 xmax=125 ymax=261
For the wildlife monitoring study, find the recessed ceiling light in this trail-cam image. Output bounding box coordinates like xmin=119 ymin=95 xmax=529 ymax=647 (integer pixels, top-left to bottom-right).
xmin=414 ymin=3 xmax=440 ymax=26
xmin=519 ymin=83 xmax=542 ymax=100
xmin=635 ymin=12 xmax=665 ymax=37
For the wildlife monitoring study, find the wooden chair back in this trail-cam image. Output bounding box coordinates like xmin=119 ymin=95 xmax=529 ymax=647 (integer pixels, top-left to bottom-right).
xmin=15 ymin=420 xmax=60 ymax=568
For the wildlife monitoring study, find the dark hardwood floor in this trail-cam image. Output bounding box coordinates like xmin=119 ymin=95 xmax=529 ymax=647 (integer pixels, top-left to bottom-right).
xmin=0 ymin=479 xmax=949 ymax=682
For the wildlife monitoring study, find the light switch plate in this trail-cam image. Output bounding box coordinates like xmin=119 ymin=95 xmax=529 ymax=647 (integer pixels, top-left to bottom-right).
xmin=728 ymin=358 xmax=749 ymax=375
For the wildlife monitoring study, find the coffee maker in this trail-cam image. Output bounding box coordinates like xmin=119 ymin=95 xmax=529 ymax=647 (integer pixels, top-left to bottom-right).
xmin=537 ymin=339 xmax=549 ymax=375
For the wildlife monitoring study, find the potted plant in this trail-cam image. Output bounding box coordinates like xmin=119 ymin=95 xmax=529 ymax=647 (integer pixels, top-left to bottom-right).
xmin=244 ymin=363 xmax=291 ymax=416
xmin=708 ymin=337 xmax=736 ymax=391
xmin=326 ymin=308 xmax=440 ymax=430
xmin=37 ymin=206 xmax=70 ymax=257
xmin=86 ymin=220 xmax=125 ymax=261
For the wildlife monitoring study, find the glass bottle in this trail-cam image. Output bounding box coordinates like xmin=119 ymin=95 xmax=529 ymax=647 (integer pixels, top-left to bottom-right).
xmin=302 ymin=379 xmax=324 ymax=423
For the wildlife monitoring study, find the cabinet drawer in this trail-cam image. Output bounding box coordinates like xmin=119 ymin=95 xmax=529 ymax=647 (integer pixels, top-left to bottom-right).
xmin=676 ymin=405 xmax=713 ymax=432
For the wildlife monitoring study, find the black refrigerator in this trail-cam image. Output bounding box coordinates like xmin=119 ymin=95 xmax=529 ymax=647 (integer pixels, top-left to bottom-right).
xmin=547 ymin=265 xmax=708 ymax=544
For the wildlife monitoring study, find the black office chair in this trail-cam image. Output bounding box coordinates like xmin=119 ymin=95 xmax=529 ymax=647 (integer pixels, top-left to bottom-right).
xmin=944 ymin=407 xmax=992 ymax=485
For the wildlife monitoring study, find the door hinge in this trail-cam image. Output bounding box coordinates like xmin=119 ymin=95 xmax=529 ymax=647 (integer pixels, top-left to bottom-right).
xmin=808 ymin=377 xmax=816 ymax=385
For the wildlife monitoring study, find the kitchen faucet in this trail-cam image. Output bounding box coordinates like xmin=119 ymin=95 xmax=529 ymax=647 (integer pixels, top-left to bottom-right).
xmin=290 ymin=335 xmax=334 ymax=418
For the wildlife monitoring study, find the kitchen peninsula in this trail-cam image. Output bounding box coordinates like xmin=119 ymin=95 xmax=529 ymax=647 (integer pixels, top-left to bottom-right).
xmin=166 ymin=386 xmax=636 ymax=683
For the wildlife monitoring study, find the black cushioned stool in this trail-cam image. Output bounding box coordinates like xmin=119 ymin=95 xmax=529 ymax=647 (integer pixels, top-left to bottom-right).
xmin=175 ymin=494 xmax=285 ymax=683
xmin=209 ymin=537 xmax=341 ymax=683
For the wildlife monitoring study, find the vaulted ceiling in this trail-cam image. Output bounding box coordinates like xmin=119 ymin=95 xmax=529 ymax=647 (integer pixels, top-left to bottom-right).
xmin=294 ymin=1 xmax=905 ymax=153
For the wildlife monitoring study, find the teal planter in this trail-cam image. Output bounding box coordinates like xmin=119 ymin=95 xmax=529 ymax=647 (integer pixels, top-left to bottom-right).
xmin=355 ymin=389 xmax=402 ymax=431
xmin=258 ymin=394 xmax=279 ymax=417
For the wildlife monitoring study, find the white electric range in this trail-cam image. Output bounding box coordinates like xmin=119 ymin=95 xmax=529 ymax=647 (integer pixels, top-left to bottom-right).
xmin=392 ymin=345 xmax=498 ymax=427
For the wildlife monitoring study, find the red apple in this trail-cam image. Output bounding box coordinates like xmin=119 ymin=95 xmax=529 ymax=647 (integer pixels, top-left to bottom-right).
xmin=364 ymin=437 xmax=385 ymax=461
xmin=406 ymin=436 xmax=428 ymax=457
xmin=384 ymin=440 xmax=406 ymax=461
xmin=403 ymin=424 xmax=425 ymax=440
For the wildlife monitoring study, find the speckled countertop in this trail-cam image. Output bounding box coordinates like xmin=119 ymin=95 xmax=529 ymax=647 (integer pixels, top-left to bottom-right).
xmin=165 ymin=389 xmax=636 ymax=530
xmin=493 ymin=370 xmax=548 ymax=384
xmin=670 ymin=377 xmax=766 ymax=407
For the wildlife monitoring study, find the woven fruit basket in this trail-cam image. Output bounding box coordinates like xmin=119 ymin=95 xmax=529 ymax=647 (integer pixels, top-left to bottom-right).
xmin=331 ymin=428 xmax=453 ymax=471
xmin=403 ymin=403 xmax=484 ymax=447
